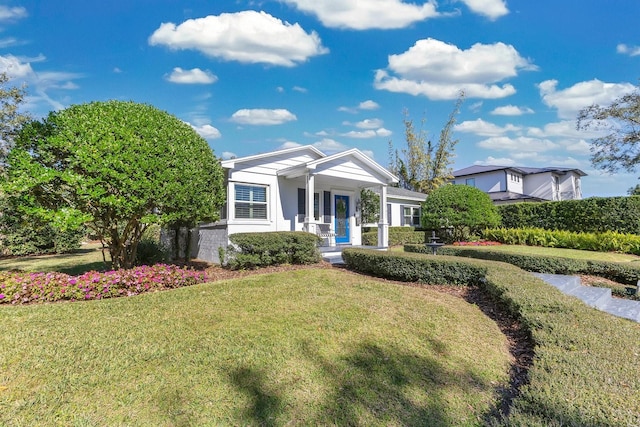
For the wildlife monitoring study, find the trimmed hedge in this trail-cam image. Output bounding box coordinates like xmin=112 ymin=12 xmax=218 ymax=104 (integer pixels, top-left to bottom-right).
xmin=228 ymin=231 xmax=321 ymax=270
xmin=498 ymin=196 xmax=640 ymax=234
xmin=483 ymin=227 xmax=640 ymax=255
xmin=361 ymin=226 xmax=426 ymax=246
xmin=343 ymin=248 xmax=640 ymax=426
xmin=342 ymin=248 xmax=486 ymax=285
xmin=405 ymin=244 xmax=640 ymax=285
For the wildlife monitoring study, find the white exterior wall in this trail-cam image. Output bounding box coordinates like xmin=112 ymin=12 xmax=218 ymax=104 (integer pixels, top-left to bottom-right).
xmin=454 ymin=171 xmax=504 ymax=192
xmin=559 ymin=173 xmax=582 ymax=200
xmin=505 ymin=172 xmax=524 ymax=194
xmin=523 ymin=172 xmax=554 ymax=200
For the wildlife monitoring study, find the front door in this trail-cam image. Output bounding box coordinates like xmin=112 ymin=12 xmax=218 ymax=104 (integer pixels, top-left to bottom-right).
xmin=334 ymin=195 xmax=349 ymax=244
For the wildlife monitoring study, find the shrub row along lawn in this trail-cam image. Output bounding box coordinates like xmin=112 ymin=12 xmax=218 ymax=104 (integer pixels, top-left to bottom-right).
xmin=406 ymin=244 xmax=640 ymax=286
xmin=343 ymin=248 xmax=640 ymax=426
xmin=0 ymin=268 xmax=511 ymax=426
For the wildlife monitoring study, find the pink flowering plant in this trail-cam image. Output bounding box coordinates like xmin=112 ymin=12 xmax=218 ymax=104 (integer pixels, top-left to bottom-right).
xmin=0 ymin=264 xmax=207 ymax=305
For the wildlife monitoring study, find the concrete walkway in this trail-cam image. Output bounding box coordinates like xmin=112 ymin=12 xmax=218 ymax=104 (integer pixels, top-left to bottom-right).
xmin=533 ymin=273 xmax=640 ymax=323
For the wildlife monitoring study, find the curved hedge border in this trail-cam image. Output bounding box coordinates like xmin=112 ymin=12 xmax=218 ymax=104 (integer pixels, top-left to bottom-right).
xmin=343 ymin=248 xmax=640 ymax=426
xmin=405 ymin=244 xmax=640 ymax=285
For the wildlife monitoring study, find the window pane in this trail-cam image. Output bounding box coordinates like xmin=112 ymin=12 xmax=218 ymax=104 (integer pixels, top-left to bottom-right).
xmin=235 ymin=203 xmax=250 ymax=219
xmin=252 ymin=204 xmax=267 ymax=219
xmin=252 ymin=187 xmax=266 ymax=203
xmin=235 ymin=185 xmax=251 ymax=201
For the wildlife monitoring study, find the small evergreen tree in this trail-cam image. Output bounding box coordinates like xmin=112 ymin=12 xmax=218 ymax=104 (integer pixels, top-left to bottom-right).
xmin=421 ymin=184 xmax=500 ymax=242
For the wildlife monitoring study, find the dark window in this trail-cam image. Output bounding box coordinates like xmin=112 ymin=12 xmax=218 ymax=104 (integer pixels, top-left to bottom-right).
xmin=235 ymin=184 xmax=267 ymax=219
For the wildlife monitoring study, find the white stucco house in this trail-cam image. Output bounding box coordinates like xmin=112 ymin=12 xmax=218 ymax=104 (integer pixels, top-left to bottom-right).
xmin=192 ymin=145 xmax=412 ymax=263
xmin=451 ymin=165 xmax=587 ymax=205
xmin=367 ymin=186 xmax=428 ymax=227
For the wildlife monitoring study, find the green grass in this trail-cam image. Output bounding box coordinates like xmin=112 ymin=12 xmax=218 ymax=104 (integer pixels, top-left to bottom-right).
xmin=466 ymin=244 xmax=640 ymax=262
xmin=0 ymin=268 xmax=510 ymax=426
xmin=0 ymin=243 xmax=110 ymax=275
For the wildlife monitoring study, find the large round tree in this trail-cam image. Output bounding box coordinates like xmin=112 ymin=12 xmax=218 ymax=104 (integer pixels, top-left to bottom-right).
xmin=421 ymin=184 xmax=500 ymax=242
xmin=3 ymin=100 xmax=225 ymax=268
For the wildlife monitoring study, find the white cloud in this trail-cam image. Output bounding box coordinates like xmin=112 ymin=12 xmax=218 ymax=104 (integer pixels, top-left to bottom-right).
xmin=359 ymin=100 xmax=380 ymax=110
xmin=0 ymin=54 xmax=82 ymax=112
xmin=477 ymin=136 xmax=559 ymax=152
xmin=293 ymin=86 xmax=308 ymax=93
xmin=230 ymin=108 xmax=297 ymax=125
xmin=312 ymin=138 xmax=348 ymax=152
xmin=375 ymin=38 xmax=536 ymax=100
xmin=341 ymin=128 xmax=392 ymax=139
xmin=352 ymin=118 xmax=384 ymax=129
xmin=538 ymin=79 xmax=636 ymax=120
xmin=221 ymin=151 xmax=237 ymax=159
xmin=279 ymin=141 xmax=302 ymax=150
xmin=455 ymin=118 xmax=521 ymax=136
xmin=459 ymin=0 xmax=508 ymax=20
xmin=113 ymin=67 xmax=122 ymax=73
xmin=560 ymin=139 xmax=592 ymax=156
xmin=474 ymin=156 xmax=517 ymax=166
xmin=339 ymin=99 xmax=380 ymax=113
xmin=362 ymin=149 xmax=375 ymax=159
xmin=0 ymin=54 xmax=33 ymax=78
xmin=149 ymin=10 xmax=328 ymax=67
xmin=527 ymin=120 xmax=595 ymax=139
xmin=166 ymin=67 xmax=217 ymax=84
xmin=617 ymin=43 xmax=640 ymax=57
xmin=282 ymin=0 xmax=440 ymax=30
xmin=491 ymin=104 xmax=534 ymax=116
xmin=187 ymin=122 xmax=222 ymax=139
xmin=0 ymin=6 xmax=27 ymax=21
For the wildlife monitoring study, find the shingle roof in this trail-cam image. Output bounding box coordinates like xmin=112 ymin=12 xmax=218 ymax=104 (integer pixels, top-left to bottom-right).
xmin=453 ymin=165 xmax=587 ymax=177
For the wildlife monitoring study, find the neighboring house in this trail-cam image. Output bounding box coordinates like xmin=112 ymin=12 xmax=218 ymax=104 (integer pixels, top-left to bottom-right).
xmin=191 ymin=145 xmax=405 ymax=263
xmin=451 ymin=165 xmax=586 ymax=204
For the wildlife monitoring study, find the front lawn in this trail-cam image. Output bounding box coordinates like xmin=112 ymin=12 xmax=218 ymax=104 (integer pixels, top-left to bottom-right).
xmin=0 ymin=242 xmax=109 ymax=275
xmin=0 ymin=268 xmax=510 ymax=426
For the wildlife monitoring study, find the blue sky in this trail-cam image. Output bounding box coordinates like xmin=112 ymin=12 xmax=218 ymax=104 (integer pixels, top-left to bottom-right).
xmin=1 ymin=1 xmax=639 ymax=197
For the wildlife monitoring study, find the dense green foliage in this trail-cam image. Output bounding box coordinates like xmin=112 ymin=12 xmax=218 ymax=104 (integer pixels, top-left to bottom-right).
xmin=361 ymin=226 xmax=426 ymax=246
xmin=498 ymin=196 xmax=640 ymax=234
xmin=577 ymin=85 xmax=640 ymax=174
xmin=421 ymin=184 xmax=500 ymax=242
xmin=344 ymin=248 xmax=640 ymax=426
xmin=2 ymin=100 xmax=225 ymax=269
xmin=405 ymin=244 xmax=640 ymax=285
xmin=0 ymin=194 xmax=84 ymax=255
xmin=359 ymin=188 xmax=380 ymax=224
xmin=228 ymin=231 xmax=321 ymax=269
xmin=483 ymin=227 xmax=640 ymax=255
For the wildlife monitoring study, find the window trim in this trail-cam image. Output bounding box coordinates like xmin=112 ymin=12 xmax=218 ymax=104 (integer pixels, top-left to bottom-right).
xmin=233 ymin=183 xmax=269 ymax=220
xmin=402 ymin=205 xmax=421 ymax=227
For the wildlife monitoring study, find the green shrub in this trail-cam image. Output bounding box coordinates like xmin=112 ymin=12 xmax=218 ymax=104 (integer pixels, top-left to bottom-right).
xmin=342 ymin=248 xmax=640 ymax=426
xmin=498 ymin=196 xmax=640 ymax=234
xmin=228 ymin=231 xmax=321 ymax=270
xmin=483 ymin=227 xmax=640 ymax=255
xmin=134 ymin=238 xmax=170 ymax=266
xmin=361 ymin=227 xmax=426 ymax=246
xmin=421 ymin=184 xmax=500 ymax=242
xmin=405 ymin=244 xmax=640 ymax=285
xmin=342 ymin=248 xmax=486 ymax=285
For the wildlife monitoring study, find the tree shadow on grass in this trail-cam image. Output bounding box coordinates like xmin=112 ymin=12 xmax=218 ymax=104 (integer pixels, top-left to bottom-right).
xmin=306 ymin=341 xmax=489 ymax=426
xmin=229 ymin=367 xmax=284 ymax=427
xmin=226 ymin=339 xmax=497 ymax=426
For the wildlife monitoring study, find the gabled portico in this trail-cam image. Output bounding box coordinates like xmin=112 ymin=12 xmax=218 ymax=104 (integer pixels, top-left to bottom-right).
xmin=277 ymin=148 xmax=398 ymax=247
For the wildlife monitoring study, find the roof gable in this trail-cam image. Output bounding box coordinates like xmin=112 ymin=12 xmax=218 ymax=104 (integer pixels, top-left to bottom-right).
xmin=278 ymin=148 xmax=398 ymax=185
xmin=221 ymin=145 xmax=325 ymax=170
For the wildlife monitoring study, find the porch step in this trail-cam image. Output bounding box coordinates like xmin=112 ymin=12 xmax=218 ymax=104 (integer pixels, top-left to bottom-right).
xmin=532 ymin=273 xmax=640 ymax=323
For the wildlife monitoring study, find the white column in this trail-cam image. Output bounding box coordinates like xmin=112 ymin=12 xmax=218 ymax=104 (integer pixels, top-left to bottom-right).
xmin=377 ymin=185 xmax=389 ymax=248
xmin=305 ymin=173 xmax=317 ymax=234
